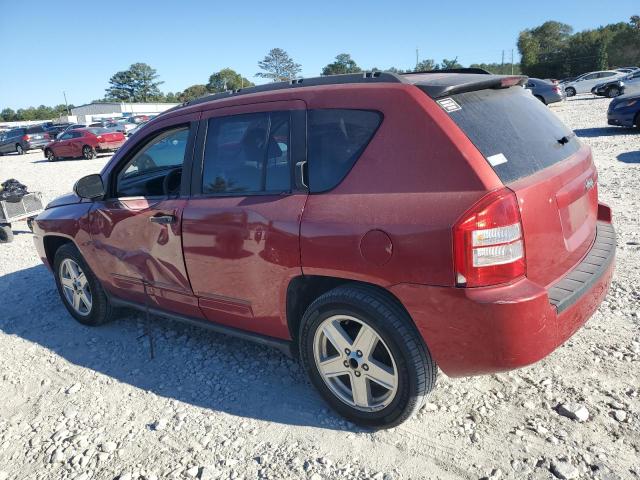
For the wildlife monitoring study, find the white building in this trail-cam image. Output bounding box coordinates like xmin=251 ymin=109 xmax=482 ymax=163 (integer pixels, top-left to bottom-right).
xmin=70 ymin=102 xmax=179 ymax=124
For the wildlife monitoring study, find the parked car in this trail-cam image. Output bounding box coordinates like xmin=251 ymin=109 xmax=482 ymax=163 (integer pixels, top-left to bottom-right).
xmin=43 ymin=128 xmax=125 ymax=161
xmin=592 ymin=70 xmax=640 ymax=97
xmin=105 ymin=119 xmax=137 ymax=135
xmin=607 ymin=90 xmax=640 ymax=130
xmin=564 ymin=70 xmax=627 ymax=96
xmin=0 ymin=125 xmax=50 ymax=155
xmin=524 ymin=78 xmax=564 ymax=104
xmin=33 ymin=71 xmax=615 ymax=428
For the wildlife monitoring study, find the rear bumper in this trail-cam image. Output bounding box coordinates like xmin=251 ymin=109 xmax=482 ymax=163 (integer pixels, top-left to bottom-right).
xmin=96 ymin=141 xmax=123 ymax=152
xmin=391 ymin=211 xmax=615 ymax=377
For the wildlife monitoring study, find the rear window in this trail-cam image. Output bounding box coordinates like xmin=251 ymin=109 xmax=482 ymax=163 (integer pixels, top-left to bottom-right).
xmin=26 ymin=125 xmax=45 ymax=133
xmin=308 ymin=109 xmax=382 ymax=192
xmin=438 ymin=86 xmax=580 ymax=183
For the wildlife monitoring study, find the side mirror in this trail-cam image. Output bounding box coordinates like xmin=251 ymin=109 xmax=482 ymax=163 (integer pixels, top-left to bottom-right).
xmin=74 ymin=174 xmax=104 ymax=199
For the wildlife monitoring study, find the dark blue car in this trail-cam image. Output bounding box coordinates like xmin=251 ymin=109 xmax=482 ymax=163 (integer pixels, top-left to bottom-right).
xmin=608 ymin=90 xmax=640 ymax=129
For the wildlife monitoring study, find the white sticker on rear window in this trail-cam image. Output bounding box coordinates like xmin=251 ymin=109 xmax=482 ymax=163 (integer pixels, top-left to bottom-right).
xmin=487 ymin=153 xmax=508 ymax=167
xmin=436 ymin=97 xmax=461 ymax=112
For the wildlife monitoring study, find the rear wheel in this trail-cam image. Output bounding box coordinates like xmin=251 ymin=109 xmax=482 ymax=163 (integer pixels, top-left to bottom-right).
xmin=565 ymin=87 xmax=576 ymax=97
xmin=45 ymin=149 xmax=57 ymax=162
xmin=82 ymin=145 xmax=96 ymax=160
xmin=15 ymin=144 xmax=24 ymax=155
xmin=607 ymin=86 xmax=621 ymax=98
xmin=53 ymin=243 xmax=113 ymax=326
xmin=0 ymin=224 xmax=13 ymax=243
xmin=299 ymin=284 xmax=437 ymax=428
xmin=635 ymin=112 xmax=640 ymax=131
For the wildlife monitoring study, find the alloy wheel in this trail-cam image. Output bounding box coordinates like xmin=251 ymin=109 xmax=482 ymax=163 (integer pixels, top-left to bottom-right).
xmin=313 ymin=315 xmax=398 ymax=412
xmin=16 ymin=145 xmax=24 ymax=155
xmin=59 ymin=258 xmax=92 ymax=316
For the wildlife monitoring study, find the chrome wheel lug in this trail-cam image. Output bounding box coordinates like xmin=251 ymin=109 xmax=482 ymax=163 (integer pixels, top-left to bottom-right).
xmin=362 ymin=364 xmax=369 ymax=371
xmin=356 ymin=350 xmax=363 ymax=357
xmin=345 ymin=348 xmax=350 ymax=355
xmin=354 ymin=371 xmax=361 ymax=377
xmin=343 ymin=360 xmax=349 ymax=368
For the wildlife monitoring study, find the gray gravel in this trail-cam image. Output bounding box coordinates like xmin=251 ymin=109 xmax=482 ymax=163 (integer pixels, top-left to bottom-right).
xmin=0 ymin=96 xmax=639 ymax=479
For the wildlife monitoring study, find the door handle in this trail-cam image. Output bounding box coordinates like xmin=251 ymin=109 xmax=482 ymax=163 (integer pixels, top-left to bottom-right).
xmin=149 ymin=215 xmax=175 ymax=225
xmin=296 ymin=161 xmax=308 ymax=189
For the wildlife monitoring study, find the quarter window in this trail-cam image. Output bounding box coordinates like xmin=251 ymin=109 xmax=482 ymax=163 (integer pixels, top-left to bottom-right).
xmin=307 ymin=109 xmax=382 ymax=192
xmin=202 ymin=111 xmax=291 ymax=195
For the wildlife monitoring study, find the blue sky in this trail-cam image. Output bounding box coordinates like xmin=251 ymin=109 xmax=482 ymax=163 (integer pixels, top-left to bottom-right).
xmin=1 ymin=0 xmax=637 ymax=109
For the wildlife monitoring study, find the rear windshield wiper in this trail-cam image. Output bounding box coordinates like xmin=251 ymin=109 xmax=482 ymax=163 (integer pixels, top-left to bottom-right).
xmin=557 ymin=132 xmax=576 ymax=145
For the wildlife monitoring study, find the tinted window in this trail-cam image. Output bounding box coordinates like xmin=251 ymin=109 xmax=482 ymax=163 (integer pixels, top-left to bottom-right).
xmin=87 ymin=127 xmax=109 ymax=135
xmin=202 ymin=111 xmax=291 ymax=194
xmin=307 ymin=109 xmax=382 ymax=192
xmin=583 ymin=73 xmax=598 ymax=80
xmin=116 ymin=127 xmax=189 ymax=197
xmin=27 ymin=125 xmax=45 ymax=133
xmin=59 ymin=133 xmax=73 ymax=140
xmin=441 ymin=86 xmax=581 ymax=183
xmin=599 ymin=72 xmax=615 ymax=78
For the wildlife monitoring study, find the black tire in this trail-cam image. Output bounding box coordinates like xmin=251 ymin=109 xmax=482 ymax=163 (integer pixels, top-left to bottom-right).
xmin=0 ymin=224 xmax=14 ymax=243
xmin=15 ymin=144 xmax=24 ymax=155
xmin=45 ymin=148 xmax=57 ymax=162
xmin=534 ymin=95 xmax=546 ymax=105
xmin=607 ymin=87 xmax=621 ymax=98
xmin=635 ymin=112 xmax=640 ymax=131
xmin=82 ymin=145 xmax=96 ymax=160
xmin=53 ymin=243 xmax=113 ymax=326
xmin=299 ymin=284 xmax=436 ymax=428
xmin=565 ymin=87 xmax=576 ymax=97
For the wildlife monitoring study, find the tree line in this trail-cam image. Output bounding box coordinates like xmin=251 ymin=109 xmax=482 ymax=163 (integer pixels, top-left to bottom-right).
xmin=518 ymin=16 xmax=639 ymax=78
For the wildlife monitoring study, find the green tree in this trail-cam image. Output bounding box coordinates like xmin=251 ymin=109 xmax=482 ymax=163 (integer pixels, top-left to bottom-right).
xmin=437 ymin=58 xmax=463 ymax=70
xmin=1 ymin=108 xmax=16 ymax=121
xmin=207 ymin=68 xmax=254 ymax=92
xmin=178 ymin=84 xmax=209 ymax=102
xmin=415 ymin=59 xmax=436 ymax=71
xmin=256 ymin=48 xmax=301 ymax=82
xmin=105 ymin=63 xmax=164 ymax=102
xmin=321 ymin=53 xmax=362 ymax=75
xmin=469 ymin=62 xmax=522 ymax=75
xmin=518 ymin=21 xmax=573 ymax=77
xmin=164 ymin=92 xmax=179 ymax=103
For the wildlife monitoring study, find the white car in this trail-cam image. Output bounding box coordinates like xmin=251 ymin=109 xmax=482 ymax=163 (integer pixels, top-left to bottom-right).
xmin=564 ymin=70 xmax=627 ymax=96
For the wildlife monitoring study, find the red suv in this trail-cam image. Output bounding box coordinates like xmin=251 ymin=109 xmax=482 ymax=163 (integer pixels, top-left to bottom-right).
xmin=33 ymin=70 xmax=615 ymax=427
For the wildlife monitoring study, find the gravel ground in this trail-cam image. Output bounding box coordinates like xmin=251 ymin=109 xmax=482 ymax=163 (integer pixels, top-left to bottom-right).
xmin=0 ymin=96 xmax=639 ymax=480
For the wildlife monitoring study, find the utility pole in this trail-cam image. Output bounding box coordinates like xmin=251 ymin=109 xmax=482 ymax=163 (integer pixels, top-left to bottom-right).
xmin=511 ymin=49 xmax=514 ymax=75
xmin=416 ymin=47 xmax=419 ymax=69
xmin=501 ymin=50 xmax=505 ymax=74
xmin=63 ymin=91 xmax=70 ymax=115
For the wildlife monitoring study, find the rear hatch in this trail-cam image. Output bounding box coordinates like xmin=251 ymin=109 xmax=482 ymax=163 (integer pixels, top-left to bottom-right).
xmin=100 ymin=132 xmax=123 ymax=142
xmin=435 ymin=85 xmax=597 ymax=287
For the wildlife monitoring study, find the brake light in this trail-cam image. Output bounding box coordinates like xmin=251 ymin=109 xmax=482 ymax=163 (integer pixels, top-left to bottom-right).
xmin=553 ymin=86 xmax=561 ymax=94
xmin=453 ymin=188 xmax=526 ymax=287
xmin=96 ymin=135 xmax=103 ymax=141
xmin=22 ymin=134 xmax=30 ymax=141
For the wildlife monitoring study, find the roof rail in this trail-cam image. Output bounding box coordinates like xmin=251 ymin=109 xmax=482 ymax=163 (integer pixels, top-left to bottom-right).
xmin=403 ymin=67 xmax=492 ymax=75
xmin=183 ymin=71 xmax=405 ymax=108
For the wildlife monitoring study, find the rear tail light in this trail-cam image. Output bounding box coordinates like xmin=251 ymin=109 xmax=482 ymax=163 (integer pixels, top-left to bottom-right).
xmin=453 ymin=188 xmax=526 ymax=287
xmin=96 ymin=135 xmax=103 ymax=141
xmin=22 ymin=134 xmax=30 ymax=141
xmin=553 ymin=86 xmax=561 ymax=94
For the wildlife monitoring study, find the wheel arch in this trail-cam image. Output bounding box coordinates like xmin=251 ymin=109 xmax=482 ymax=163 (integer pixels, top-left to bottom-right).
xmin=43 ymin=235 xmax=74 ymax=269
xmin=286 ymin=275 xmax=416 ymax=345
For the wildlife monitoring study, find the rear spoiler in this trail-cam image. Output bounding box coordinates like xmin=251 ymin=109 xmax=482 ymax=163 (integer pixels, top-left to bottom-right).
xmin=416 ymin=75 xmax=529 ymax=99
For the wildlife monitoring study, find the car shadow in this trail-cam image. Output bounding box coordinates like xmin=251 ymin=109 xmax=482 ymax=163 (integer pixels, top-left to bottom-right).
xmin=0 ymin=264 xmax=363 ymax=432
xmin=618 ymin=151 xmax=640 ymax=164
xmin=574 ymin=127 xmax=637 ymax=137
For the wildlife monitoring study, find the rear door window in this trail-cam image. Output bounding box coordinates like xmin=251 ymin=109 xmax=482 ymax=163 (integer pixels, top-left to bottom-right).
xmin=307 ymin=109 xmax=382 ymax=192
xmin=202 ymin=111 xmax=291 ymax=195
xmin=437 ymin=86 xmax=580 ymax=183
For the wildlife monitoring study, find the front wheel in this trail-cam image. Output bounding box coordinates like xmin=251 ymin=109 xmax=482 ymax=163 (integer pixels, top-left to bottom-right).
xmin=565 ymin=87 xmax=576 ymax=97
xmin=82 ymin=145 xmax=96 ymax=160
xmin=45 ymin=149 xmax=57 ymax=162
xmin=299 ymin=284 xmax=437 ymax=428
xmin=53 ymin=243 xmax=113 ymax=326
xmin=15 ymin=144 xmax=24 ymax=155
